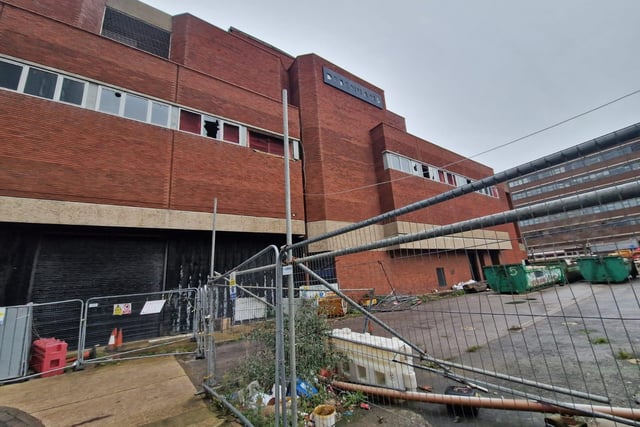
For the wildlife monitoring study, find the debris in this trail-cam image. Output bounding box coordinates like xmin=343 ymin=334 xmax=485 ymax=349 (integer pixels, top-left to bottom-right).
xmin=237 ymin=380 xmax=271 ymax=408
xmin=418 ymin=385 xmax=433 ymax=392
xmin=463 ymin=281 xmax=488 ymax=293
xmin=359 ymin=402 xmax=370 ymax=410
xmin=544 ymin=414 xmax=588 ymax=427
xmin=296 ymin=378 xmax=318 ymax=398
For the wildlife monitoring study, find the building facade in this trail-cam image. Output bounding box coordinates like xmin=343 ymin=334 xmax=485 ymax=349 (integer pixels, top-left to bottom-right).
xmin=507 ymin=124 xmax=640 ymax=260
xmin=0 ymin=0 xmax=524 ymax=306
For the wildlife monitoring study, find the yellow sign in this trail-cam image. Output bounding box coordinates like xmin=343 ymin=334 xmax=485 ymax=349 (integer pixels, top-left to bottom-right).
xmin=113 ymin=303 xmax=132 ymax=316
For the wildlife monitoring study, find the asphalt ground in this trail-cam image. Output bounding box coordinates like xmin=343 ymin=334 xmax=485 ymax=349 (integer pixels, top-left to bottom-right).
xmin=1 ymin=280 xmax=638 ymax=426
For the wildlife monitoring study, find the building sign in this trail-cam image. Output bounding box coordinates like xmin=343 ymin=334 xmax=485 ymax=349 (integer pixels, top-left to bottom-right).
xmin=322 ymin=66 xmax=383 ymax=109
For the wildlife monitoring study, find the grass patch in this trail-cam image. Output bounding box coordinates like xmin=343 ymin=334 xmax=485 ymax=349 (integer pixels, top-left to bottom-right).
xmin=419 ymin=290 xmax=465 ymax=303
xmin=616 ymin=349 xmax=634 ymax=360
xmin=591 ymin=337 xmax=609 ymax=345
xmin=466 ymin=345 xmax=483 ymax=353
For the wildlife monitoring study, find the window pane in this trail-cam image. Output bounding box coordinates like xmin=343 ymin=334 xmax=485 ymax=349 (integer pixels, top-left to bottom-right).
xmin=389 ymin=154 xmax=399 ymax=170
xmin=249 ymin=131 xmax=269 ymax=152
xmin=98 ymin=87 xmax=121 ymax=114
xmin=179 ymin=110 xmax=201 ymax=134
xmin=269 ymin=138 xmax=284 ymax=156
xmin=223 ymin=123 xmax=240 ymax=143
xmin=150 ymin=102 xmax=169 ymax=126
xmin=60 ymin=78 xmax=84 ymax=105
xmin=24 ymin=68 xmax=57 ymax=99
xmin=123 ymin=93 xmax=148 ymax=121
xmin=0 ymin=60 xmax=23 ymax=90
xmin=203 ymin=117 xmax=219 ymax=138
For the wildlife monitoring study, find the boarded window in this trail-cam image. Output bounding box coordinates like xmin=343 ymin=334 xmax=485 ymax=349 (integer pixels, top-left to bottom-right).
xmin=224 ymin=123 xmax=240 ymax=143
xmin=249 ymin=131 xmax=284 ymax=155
xmin=179 ymin=110 xmax=201 ymax=134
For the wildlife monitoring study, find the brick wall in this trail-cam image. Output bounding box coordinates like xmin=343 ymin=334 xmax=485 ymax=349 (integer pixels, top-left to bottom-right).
xmin=336 ymin=251 xmax=473 ymax=295
xmin=171 ymin=14 xmax=287 ymax=102
xmin=176 ymin=68 xmax=300 ymax=139
xmin=0 ymin=88 xmax=304 ymax=218
xmin=293 ymin=54 xmax=389 ymax=223
xmin=0 ymin=91 xmax=172 ymax=207
xmin=170 ymin=132 xmax=304 ymax=217
xmin=2 ymin=0 xmax=106 ymax=33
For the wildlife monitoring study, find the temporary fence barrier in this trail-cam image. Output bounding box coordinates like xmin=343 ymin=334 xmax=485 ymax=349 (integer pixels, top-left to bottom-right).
xmin=77 ymin=288 xmax=200 ymax=366
xmin=0 ymin=299 xmax=83 ymax=384
xmin=201 ymin=129 xmax=640 ymax=427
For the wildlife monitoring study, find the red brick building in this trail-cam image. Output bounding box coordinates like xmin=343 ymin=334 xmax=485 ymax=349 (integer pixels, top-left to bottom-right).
xmin=0 ymin=0 xmax=524 ymax=305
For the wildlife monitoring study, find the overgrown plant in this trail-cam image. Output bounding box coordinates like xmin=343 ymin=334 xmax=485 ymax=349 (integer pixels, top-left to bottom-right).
xmin=220 ymin=300 xmax=346 ymax=397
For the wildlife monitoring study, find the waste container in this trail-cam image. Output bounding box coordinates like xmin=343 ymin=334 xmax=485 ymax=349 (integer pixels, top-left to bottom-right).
xmin=576 ymin=256 xmax=632 ymax=283
xmin=483 ymin=264 xmax=564 ymax=294
xmin=530 ymin=259 xmax=582 ymax=283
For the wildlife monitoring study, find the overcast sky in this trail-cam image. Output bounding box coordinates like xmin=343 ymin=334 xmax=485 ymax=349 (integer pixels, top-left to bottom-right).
xmin=145 ymin=0 xmax=640 ymax=172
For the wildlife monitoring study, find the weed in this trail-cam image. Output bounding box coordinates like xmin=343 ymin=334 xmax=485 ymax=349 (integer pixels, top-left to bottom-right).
xmin=466 ymin=345 xmax=483 ymax=353
xmin=591 ymin=337 xmax=609 ymax=345
xmin=616 ymin=349 xmax=634 ymax=360
xmin=508 ymin=325 xmax=522 ymax=331
xmin=218 ymin=300 xmax=346 ymax=400
xmin=340 ymin=390 xmax=366 ymax=408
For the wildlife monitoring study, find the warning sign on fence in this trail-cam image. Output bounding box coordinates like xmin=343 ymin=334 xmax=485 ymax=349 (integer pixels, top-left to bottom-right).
xmin=113 ymin=303 xmax=132 ymax=316
xmin=140 ymin=299 xmax=166 ymax=315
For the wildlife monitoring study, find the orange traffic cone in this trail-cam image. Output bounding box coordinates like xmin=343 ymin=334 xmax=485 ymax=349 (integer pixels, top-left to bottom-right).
xmin=107 ymin=328 xmax=117 ymax=351
xmin=115 ymin=328 xmax=123 ymax=351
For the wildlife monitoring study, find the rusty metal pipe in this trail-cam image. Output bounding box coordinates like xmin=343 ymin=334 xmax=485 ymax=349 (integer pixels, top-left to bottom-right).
xmin=331 ymin=380 xmax=640 ymax=422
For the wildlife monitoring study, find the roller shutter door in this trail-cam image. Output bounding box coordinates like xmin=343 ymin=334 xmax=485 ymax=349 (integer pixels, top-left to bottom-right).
xmin=30 ymin=235 xmax=165 ymax=302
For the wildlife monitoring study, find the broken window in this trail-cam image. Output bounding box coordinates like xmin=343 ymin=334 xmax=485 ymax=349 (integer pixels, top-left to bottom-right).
xmin=98 ymin=87 xmax=122 ymax=115
xmin=203 ymin=117 xmax=219 ymax=139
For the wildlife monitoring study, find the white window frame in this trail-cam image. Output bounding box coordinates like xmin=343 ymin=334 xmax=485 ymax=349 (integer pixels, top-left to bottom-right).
xmin=56 ymin=75 xmax=87 ymax=107
xmin=0 ymin=57 xmax=27 ymax=92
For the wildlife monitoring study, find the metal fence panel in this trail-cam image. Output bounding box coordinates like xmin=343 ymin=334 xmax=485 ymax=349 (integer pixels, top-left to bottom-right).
xmin=0 ymin=305 xmax=32 ymax=381
xmin=0 ymin=300 xmax=83 ymax=384
xmin=79 ymin=288 xmax=199 ymax=365
xmin=280 ymin=183 xmax=640 ymax=425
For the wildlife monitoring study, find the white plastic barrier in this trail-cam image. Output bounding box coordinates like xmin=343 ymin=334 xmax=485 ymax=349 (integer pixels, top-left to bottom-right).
xmin=330 ymin=328 xmax=417 ymax=391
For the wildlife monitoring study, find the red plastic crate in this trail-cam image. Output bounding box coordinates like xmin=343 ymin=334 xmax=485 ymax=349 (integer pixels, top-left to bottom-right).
xmin=30 ymin=338 xmax=67 ymax=377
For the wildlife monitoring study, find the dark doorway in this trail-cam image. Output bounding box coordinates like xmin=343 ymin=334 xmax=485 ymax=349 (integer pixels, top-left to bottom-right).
xmin=467 ymin=251 xmax=480 ymax=281
xmin=436 ymin=267 xmax=447 ymax=288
